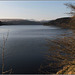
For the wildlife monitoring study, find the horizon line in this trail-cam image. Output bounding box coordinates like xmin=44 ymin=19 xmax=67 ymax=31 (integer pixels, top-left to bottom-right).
xmin=0 ymin=16 xmax=70 ymax=21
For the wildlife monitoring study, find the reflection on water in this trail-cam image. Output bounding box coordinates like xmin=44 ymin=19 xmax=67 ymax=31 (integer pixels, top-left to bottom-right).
xmin=0 ymin=25 xmax=72 ymax=74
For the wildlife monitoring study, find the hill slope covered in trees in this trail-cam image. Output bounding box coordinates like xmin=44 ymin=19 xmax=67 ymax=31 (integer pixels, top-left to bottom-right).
xmin=44 ymin=17 xmax=71 ymax=28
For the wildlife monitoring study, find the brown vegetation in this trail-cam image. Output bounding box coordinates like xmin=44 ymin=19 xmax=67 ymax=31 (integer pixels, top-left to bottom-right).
xmin=39 ymin=3 xmax=75 ymax=74
xmin=52 ymin=3 xmax=75 ymax=74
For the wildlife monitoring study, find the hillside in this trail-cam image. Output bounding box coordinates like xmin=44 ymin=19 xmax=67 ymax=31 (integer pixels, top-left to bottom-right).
xmin=0 ymin=17 xmax=72 ymax=27
xmin=44 ymin=17 xmax=71 ymax=28
xmin=0 ymin=19 xmax=43 ymax=25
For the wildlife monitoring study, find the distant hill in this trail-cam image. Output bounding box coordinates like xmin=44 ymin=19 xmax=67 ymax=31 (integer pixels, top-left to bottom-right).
xmin=0 ymin=19 xmax=43 ymax=25
xmin=44 ymin=17 xmax=71 ymax=28
xmin=0 ymin=18 xmax=72 ymax=27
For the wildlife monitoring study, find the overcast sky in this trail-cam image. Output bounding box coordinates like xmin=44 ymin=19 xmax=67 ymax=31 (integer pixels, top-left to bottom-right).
xmin=0 ymin=1 xmax=75 ymax=21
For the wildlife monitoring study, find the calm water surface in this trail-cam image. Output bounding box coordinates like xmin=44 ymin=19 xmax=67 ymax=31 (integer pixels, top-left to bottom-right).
xmin=0 ymin=25 xmax=72 ymax=74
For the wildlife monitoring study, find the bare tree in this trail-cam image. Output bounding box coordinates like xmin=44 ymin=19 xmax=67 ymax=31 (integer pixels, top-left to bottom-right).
xmin=1 ymin=32 xmax=13 ymax=74
xmin=65 ymin=3 xmax=75 ymax=29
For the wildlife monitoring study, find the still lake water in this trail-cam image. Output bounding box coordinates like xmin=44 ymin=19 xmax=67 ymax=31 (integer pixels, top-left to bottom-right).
xmin=0 ymin=25 xmax=72 ymax=74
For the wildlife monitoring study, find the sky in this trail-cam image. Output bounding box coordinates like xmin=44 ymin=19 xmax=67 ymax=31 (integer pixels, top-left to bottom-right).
xmin=0 ymin=1 xmax=75 ymax=21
